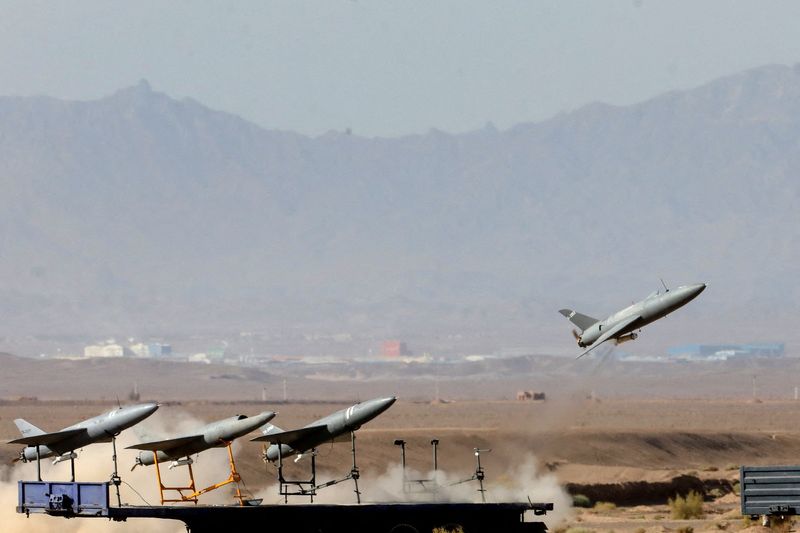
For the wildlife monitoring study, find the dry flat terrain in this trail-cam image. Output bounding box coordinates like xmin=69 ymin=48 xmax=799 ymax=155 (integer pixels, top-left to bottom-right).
xmin=3 ymin=350 xmax=800 ymax=531
xmin=3 ymin=397 xmax=800 ymax=532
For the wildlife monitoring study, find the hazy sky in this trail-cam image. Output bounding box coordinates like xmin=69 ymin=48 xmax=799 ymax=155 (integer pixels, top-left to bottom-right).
xmin=2 ymin=1 xmax=800 ymax=136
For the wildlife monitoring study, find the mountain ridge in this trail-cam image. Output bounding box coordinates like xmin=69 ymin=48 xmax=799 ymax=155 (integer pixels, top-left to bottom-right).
xmin=0 ymin=65 xmax=798 ymax=352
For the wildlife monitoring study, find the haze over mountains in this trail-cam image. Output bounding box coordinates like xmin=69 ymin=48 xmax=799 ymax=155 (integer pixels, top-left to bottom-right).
xmin=1 ymin=64 xmax=798 ymax=354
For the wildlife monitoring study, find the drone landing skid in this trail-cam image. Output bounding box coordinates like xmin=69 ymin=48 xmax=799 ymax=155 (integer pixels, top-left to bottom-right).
xmin=274 ymin=431 xmax=361 ymax=504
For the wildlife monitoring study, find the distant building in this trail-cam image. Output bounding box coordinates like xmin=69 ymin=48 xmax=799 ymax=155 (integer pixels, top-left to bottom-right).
xmin=130 ymin=343 xmax=172 ymax=358
xmin=516 ymin=391 xmax=546 ymax=401
xmin=188 ymin=353 xmax=211 ymax=364
xmin=207 ymin=347 xmax=226 ymax=361
xmin=382 ymin=340 xmax=411 ymax=358
xmin=84 ymin=343 xmax=125 ymax=358
xmin=667 ymin=343 xmax=785 ymax=360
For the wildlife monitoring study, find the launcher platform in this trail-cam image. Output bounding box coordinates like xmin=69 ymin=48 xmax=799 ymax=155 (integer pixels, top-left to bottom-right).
xmin=17 ymin=480 xmax=553 ymax=533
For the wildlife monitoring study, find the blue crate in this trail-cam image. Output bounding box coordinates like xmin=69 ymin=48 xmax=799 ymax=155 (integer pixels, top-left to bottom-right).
xmin=18 ymin=481 xmax=109 ymax=517
xmin=741 ymin=466 xmax=800 ymax=516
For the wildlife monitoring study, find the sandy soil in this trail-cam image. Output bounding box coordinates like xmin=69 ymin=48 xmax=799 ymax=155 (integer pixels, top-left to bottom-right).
xmin=3 ymin=352 xmax=800 ymax=531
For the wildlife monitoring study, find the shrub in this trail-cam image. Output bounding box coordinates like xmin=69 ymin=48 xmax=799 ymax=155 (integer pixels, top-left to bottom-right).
xmin=768 ymin=515 xmax=795 ymax=532
xmin=433 ymin=526 xmax=463 ymax=533
xmin=669 ymin=490 xmax=704 ymax=519
xmin=593 ymin=501 xmax=617 ymax=512
xmin=572 ymin=494 xmax=592 ymax=508
xmin=676 ymin=527 xmax=694 ymax=533
xmin=708 ymin=487 xmax=725 ymax=499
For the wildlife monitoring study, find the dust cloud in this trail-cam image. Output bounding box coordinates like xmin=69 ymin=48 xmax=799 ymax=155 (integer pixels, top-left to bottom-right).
xmin=528 ymin=346 xmax=619 ymax=434
xmin=257 ymin=455 xmax=573 ymax=527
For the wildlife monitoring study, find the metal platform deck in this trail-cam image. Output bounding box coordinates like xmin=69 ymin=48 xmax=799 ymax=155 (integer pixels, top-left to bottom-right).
xmin=17 ymin=481 xmax=553 ymax=532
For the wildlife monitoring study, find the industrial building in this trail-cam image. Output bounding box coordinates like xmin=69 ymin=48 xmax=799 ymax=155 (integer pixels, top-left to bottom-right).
xmin=381 ymin=340 xmax=411 ymax=357
xmin=129 ymin=342 xmax=172 ymax=358
xmin=667 ymin=343 xmax=785 ymax=360
xmin=83 ymin=343 xmax=125 ymax=358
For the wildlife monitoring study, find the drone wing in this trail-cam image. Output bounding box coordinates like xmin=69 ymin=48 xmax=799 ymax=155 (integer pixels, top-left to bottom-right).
xmin=126 ymin=435 xmax=203 ymax=452
xmin=250 ymin=424 xmax=328 ymax=446
xmin=577 ymin=315 xmax=642 ymax=359
xmin=8 ymin=428 xmax=87 ymax=447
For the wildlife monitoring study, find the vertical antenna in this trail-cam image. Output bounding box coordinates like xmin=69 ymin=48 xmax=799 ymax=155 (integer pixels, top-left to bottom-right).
xmin=660 ymin=278 xmax=669 ymax=292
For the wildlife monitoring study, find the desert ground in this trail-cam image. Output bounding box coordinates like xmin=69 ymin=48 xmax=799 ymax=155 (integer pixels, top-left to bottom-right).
xmin=2 ymin=352 xmax=799 ymax=532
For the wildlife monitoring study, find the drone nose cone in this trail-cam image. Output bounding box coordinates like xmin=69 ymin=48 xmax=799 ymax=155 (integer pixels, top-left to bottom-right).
xmin=380 ymin=396 xmax=397 ymax=407
xmin=687 ymin=283 xmax=706 ymax=297
xmin=254 ymin=411 xmax=277 ymax=425
xmin=372 ymin=397 xmax=396 ymax=415
xmin=130 ymin=402 xmax=159 ymax=419
xmin=673 ymin=283 xmax=706 ymax=304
